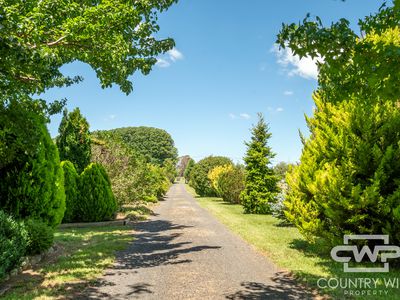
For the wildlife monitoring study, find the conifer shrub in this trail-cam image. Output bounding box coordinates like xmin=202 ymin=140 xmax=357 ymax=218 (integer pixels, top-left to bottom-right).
xmin=285 ymin=94 xmax=400 ymax=245
xmin=56 ymin=108 xmax=91 ymax=173
xmin=241 ymin=113 xmax=279 ymax=214
xmin=25 ymin=219 xmax=54 ymax=255
xmin=61 ymin=161 xmax=79 ymax=223
xmin=78 ymin=163 xmax=117 ymax=222
xmin=190 ymin=156 xmax=233 ymax=197
xmin=0 ymin=211 xmax=28 ymax=280
xmin=217 ymin=165 xmax=245 ymax=204
xmin=0 ymin=101 xmax=66 ymax=227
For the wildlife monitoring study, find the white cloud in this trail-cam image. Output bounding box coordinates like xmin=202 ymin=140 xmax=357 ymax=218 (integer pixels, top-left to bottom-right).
xmin=156 ymin=47 xmax=183 ymax=68
xmin=276 ymin=107 xmax=284 ymax=112
xmin=283 ymin=90 xmax=294 ymax=96
xmin=272 ymin=44 xmax=321 ymax=80
xmin=229 ymin=113 xmax=251 ymax=120
xmin=239 ymin=113 xmax=251 ymax=120
xmin=156 ymin=58 xmax=170 ymax=68
xmin=168 ymin=47 xmax=184 ymax=62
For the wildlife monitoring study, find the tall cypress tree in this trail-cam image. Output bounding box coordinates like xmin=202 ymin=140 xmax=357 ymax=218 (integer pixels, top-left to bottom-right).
xmin=241 ymin=113 xmax=279 ymax=214
xmin=56 ymin=108 xmax=91 ymax=173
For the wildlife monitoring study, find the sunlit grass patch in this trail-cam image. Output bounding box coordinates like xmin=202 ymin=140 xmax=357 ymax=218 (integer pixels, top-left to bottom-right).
xmin=2 ymin=226 xmax=133 ymax=300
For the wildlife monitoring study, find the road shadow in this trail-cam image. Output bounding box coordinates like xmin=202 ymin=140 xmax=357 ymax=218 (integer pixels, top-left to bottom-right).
xmin=79 ymin=219 xmax=221 ymax=299
xmin=225 ymin=272 xmax=318 ymax=300
xmin=113 ymin=219 xmax=221 ymax=269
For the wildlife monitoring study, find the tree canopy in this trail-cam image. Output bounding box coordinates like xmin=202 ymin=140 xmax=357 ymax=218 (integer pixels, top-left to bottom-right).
xmin=99 ymin=126 xmax=178 ymax=166
xmin=1 ymin=0 xmax=177 ymax=110
xmin=277 ymin=0 xmax=400 ymax=103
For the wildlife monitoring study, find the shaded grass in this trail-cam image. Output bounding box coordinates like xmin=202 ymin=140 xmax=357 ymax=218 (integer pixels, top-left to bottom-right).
xmin=190 ymin=187 xmax=400 ymax=300
xmin=2 ymin=226 xmax=133 ymax=300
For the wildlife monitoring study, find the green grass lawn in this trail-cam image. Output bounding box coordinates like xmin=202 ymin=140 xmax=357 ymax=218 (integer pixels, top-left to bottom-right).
xmin=185 ymin=185 xmax=400 ymax=300
xmin=2 ymin=226 xmax=133 ymax=300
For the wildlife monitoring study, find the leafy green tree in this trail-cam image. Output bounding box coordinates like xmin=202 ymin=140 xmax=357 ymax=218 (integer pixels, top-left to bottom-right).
xmin=78 ymin=163 xmax=117 ymax=222
xmin=91 ymin=131 xmax=171 ymax=204
xmin=61 ymin=161 xmax=79 ymax=223
xmin=209 ymin=164 xmax=245 ymax=204
xmin=184 ymin=158 xmax=195 ymax=183
xmin=241 ymin=113 xmax=278 ymax=214
xmin=273 ymin=162 xmax=293 ymax=180
xmin=163 ymin=158 xmax=177 ymax=183
xmin=278 ymin=1 xmax=400 ymax=245
xmin=190 ymin=156 xmax=232 ymax=196
xmin=277 ymin=1 xmax=400 ymax=103
xmin=56 ymin=108 xmax=91 ymax=173
xmin=100 ymin=126 xmax=178 ymax=166
xmin=0 ymin=101 xmax=66 ymax=227
xmin=1 ymin=0 xmax=178 ymax=109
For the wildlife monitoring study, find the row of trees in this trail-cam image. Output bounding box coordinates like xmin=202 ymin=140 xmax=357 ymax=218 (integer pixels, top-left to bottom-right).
xmin=0 ymin=0 xmax=178 ymax=281
xmin=185 ymin=2 xmax=400 ymax=251
xmin=185 ymin=113 xmax=283 ymax=213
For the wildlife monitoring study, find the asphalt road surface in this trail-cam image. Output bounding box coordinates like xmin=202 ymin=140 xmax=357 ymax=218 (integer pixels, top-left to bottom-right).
xmin=81 ymin=183 xmax=314 ymax=300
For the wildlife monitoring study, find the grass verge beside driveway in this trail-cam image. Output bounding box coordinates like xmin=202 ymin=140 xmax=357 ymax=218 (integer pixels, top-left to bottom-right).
xmin=185 ymin=184 xmax=400 ymax=300
xmin=2 ymin=226 xmax=133 ymax=300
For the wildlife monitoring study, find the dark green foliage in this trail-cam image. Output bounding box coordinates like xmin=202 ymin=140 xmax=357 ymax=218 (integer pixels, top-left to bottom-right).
xmin=0 ymin=211 xmax=28 ymax=280
xmin=217 ymin=165 xmax=245 ymax=204
xmin=184 ymin=159 xmax=195 ymax=183
xmin=25 ymin=219 xmax=54 ymax=255
xmin=102 ymin=127 xmax=178 ymax=166
xmin=56 ymin=108 xmax=91 ymax=173
xmin=190 ymin=156 xmax=232 ymax=197
xmin=285 ymin=95 xmax=400 ymax=245
xmin=61 ymin=161 xmax=79 ymax=223
xmin=78 ymin=163 xmax=117 ymax=222
xmin=241 ymin=113 xmax=279 ymax=214
xmin=0 ymin=101 xmax=66 ymax=228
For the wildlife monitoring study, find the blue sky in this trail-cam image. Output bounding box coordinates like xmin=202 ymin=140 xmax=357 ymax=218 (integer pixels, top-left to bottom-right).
xmin=44 ymin=0 xmax=382 ymax=164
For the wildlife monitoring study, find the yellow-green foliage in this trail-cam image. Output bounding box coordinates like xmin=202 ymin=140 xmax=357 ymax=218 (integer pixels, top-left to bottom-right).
xmin=208 ymin=165 xmax=231 ymax=195
xmin=285 ymin=94 xmax=400 ymax=245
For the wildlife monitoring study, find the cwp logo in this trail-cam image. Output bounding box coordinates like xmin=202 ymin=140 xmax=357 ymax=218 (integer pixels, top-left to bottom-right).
xmin=331 ymin=235 xmax=400 ymax=273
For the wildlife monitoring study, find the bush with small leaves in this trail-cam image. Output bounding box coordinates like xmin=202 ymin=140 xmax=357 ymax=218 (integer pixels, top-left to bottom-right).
xmin=25 ymin=219 xmax=54 ymax=255
xmin=78 ymin=163 xmax=117 ymax=222
xmin=190 ymin=156 xmax=232 ymax=197
xmin=61 ymin=161 xmax=79 ymax=223
xmin=0 ymin=211 xmax=28 ymax=280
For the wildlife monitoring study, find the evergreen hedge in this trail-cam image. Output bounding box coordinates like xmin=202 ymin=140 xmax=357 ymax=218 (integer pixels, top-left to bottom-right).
xmin=78 ymin=163 xmax=117 ymax=222
xmin=61 ymin=161 xmax=79 ymax=223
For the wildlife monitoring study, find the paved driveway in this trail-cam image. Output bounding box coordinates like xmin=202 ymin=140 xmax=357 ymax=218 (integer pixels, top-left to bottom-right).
xmin=82 ymin=183 xmax=314 ymax=299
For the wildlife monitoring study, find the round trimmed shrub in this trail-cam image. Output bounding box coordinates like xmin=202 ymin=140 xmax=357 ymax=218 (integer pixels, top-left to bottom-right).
xmin=61 ymin=161 xmax=79 ymax=223
xmin=25 ymin=219 xmax=54 ymax=255
xmin=0 ymin=211 xmax=28 ymax=280
xmin=217 ymin=165 xmax=245 ymax=204
xmin=0 ymin=100 xmax=66 ymax=228
xmin=78 ymin=163 xmax=117 ymax=222
xmin=190 ymin=156 xmax=232 ymax=197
